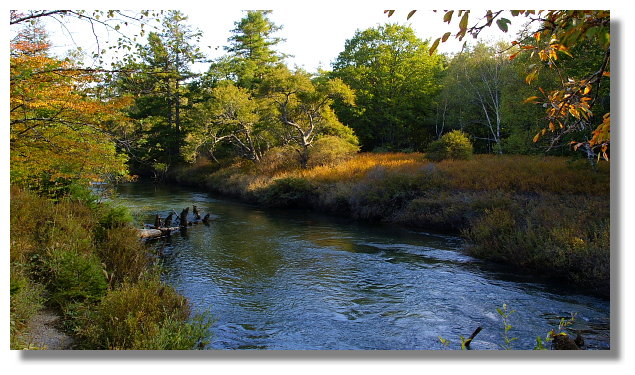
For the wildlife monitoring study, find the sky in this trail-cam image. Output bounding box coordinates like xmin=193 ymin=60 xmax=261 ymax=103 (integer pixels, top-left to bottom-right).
xmin=24 ymin=7 xmax=525 ymax=74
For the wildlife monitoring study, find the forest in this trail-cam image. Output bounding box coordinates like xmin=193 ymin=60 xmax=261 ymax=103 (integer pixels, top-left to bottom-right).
xmin=10 ymin=10 xmax=610 ymax=350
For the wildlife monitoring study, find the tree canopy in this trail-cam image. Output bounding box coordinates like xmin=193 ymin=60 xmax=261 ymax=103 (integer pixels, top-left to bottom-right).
xmin=9 ymin=9 xmax=611 ymax=192
xmin=10 ymin=21 xmax=129 ymax=190
xmin=331 ymin=24 xmax=445 ymax=151
xmin=387 ymin=10 xmax=610 ymax=161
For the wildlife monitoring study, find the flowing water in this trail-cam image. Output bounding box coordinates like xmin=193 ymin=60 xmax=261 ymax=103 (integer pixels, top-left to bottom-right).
xmin=114 ymin=182 xmax=610 ymax=350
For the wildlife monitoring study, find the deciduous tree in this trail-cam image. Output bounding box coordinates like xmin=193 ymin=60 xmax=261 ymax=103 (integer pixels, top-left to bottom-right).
xmin=389 ymin=10 xmax=610 ymax=161
xmin=10 ymin=22 xmax=129 ymax=189
xmin=331 ymin=24 xmax=445 ymax=151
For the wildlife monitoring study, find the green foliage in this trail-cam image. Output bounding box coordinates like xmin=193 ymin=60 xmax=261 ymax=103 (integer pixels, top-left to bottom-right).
xmin=224 ymin=10 xmax=286 ymax=90
xmin=10 ymin=266 xmax=45 ymax=347
xmin=332 ymin=23 xmax=445 ymax=151
xmin=44 ymin=248 xmax=108 ymax=308
xmin=99 ymin=204 xmax=134 ymax=229
xmin=308 ymin=135 xmax=360 ymax=167
xmin=10 ymin=187 xmax=210 ymax=349
xmin=261 ymin=177 xmax=316 ymax=208
xmin=496 ymin=303 xmax=518 ymax=350
xmin=427 ymin=130 xmax=473 ymax=161
xmin=96 ymin=226 xmax=150 ymax=287
xmin=79 ymin=277 xmax=210 ymax=350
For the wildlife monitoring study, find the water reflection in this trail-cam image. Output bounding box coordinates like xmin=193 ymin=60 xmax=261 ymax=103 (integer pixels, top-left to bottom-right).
xmin=116 ymin=182 xmax=610 ymax=350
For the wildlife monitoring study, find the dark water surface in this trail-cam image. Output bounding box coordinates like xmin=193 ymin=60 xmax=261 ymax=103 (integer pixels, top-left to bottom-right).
xmin=114 ymin=182 xmax=610 ymax=350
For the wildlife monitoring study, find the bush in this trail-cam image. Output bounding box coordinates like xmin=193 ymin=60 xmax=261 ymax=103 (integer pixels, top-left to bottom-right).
xmin=258 ymin=145 xmax=301 ymax=174
xmin=99 ymin=204 xmax=134 ymax=229
xmin=80 ymin=278 xmax=210 ymax=349
xmin=261 ymin=177 xmax=316 ymax=208
xmin=96 ymin=226 xmax=150 ymax=287
xmin=308 ymin=136 xmax=359 ymax=168
xmin=10 ymin=267 xmax=45 ymax=348
xmin=465 ymin=195 xmax=610 ymax=293
xmin=427 ymin=130 xmax=473 ymax=161
xmin=45 ymin=249 xmax=108 ymax=308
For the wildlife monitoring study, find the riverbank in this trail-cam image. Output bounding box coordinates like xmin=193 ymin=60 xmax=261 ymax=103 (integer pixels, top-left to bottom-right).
xmin=9 ymin=186 xmax=211 ymax=349
xmin=171 ymin=153 xmax=610 ymax=297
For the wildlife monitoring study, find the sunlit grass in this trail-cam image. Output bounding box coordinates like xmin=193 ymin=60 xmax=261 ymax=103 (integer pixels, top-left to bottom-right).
xmin=245 ymin=152 xmax=609 ymax=196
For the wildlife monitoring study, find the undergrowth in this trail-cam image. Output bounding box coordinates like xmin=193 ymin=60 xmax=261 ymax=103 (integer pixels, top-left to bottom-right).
xmin=10 ymin=186 xmax=212 ymax=349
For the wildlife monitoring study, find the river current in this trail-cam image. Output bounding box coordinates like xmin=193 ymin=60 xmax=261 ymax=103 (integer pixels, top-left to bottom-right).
xmin=114 ymin=182 xmax=610 ymax=350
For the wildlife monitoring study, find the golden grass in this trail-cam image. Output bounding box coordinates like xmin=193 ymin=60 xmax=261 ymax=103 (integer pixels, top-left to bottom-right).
xmin=248 ymin=152 xmax=609 ymax=196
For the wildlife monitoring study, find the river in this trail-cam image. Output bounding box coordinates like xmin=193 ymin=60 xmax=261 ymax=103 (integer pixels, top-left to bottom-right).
xmin=113 ymin=182 xmax=610 ymax=350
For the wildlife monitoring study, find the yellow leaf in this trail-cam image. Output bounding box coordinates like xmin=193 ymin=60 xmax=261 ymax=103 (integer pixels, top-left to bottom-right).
xmin=523 ymin=96 xmax=539 ymax=103
xmin=429 ymin=38 xmax=441 ymax=55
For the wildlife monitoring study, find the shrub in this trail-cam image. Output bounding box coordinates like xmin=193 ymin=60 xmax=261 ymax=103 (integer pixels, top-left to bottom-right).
xmin=308 ymin=135 xmax=359 ymax=168
xmin=394 ymin=191 xmax=515 ymax=232
xmin=427 ymin=130 xmax=473 ymax=161
xmin=260 ymin=177 xmax=316 ymax=208
xmin=45 ymin=249 xmax=108 ymax=308
xmin=99 ymin=204 xmax=134 ymax=229
xmin=465 ymin=195 xmax=610 ymax=293
xmin=96 ymin=226 xmax=150 ymax=287
xmin=258 ymin=145 xmax=300 ymax=174
xmin=10 ymin=266 xmax=45 ymax=347
xmin=348 ymin=167 xmax=422 ymax=221
xmin=80 ymin=278 xmax=210 ymax=349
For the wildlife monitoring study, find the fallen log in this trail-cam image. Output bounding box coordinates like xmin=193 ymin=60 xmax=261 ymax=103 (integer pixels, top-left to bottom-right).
xmin=139 ymin=226 xmax=181 ymax=239
xmin=139 ymin=229 xmax=163 ymax=239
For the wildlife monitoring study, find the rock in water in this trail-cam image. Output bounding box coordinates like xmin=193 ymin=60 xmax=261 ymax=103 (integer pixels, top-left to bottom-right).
xmin=552 ymin=333 xmax=581 ymax=350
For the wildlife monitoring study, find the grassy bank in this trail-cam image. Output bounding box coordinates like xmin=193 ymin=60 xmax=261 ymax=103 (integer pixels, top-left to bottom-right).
xmin=10 ymin=186 xmax=211 ymax=349
xmin=172 ymin=153 xmax=610 ymax=296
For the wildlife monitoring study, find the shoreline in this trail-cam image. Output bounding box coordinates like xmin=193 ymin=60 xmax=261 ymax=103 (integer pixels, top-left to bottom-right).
xmin=167 ymin=153 xmax=610 ymax=298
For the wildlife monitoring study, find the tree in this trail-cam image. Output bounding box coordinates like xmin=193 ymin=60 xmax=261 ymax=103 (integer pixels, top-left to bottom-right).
xmin=389 ymin=10 xmax=610 ymax=161
xmin=183 ymin=83 xmax=272 ymax=163
xmin=261 ymin=67 xmax=358 ymax=168
xmin=110 ymin=11 xmax=204 ymax=174
xmin=441 ymin=42 xmax=510 ymax=153
xmin=10 ymin=10 xmax=163 ymax=67
xmin=217 ymin=10 xmax=287 ymax=90
xmin=331 ymin=24 xmax=445 ymax=151
xmin=10 ymin=21 xmax=129 ymax=190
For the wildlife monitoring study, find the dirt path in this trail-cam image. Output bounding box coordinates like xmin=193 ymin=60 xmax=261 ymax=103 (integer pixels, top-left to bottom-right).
xmin=21 ymin=310 xmax=75 ymax=350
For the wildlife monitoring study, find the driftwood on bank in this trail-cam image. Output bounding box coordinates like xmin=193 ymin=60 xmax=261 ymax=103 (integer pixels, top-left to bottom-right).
xmin=138 ymin=205 xmax=214 ymax=239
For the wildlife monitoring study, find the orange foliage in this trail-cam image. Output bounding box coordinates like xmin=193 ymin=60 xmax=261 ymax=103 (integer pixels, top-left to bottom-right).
xmin=10 ymin=27 xmax=131 ymax=185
